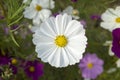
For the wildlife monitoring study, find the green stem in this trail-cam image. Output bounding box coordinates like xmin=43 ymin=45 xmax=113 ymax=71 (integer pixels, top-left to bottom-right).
xmin=11 ymin=25 xmax=23 ymax=32
xmin=105 ymin=0 xmax=117 ymax=4
xmin=0 ymin=0 xmax=6 ymax=17
xmin=9 ymin=30 xmax=20 ymax=47
xmin=10 ymin=5 xmax=25 ymax=20
xmin=8 ymin=15 xmax=23 ymax=26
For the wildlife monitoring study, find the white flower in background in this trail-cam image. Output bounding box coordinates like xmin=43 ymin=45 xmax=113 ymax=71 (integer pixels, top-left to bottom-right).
xmin=101 ymin=6 xmax=120 ymax=32
xmin=103 ymin=41 xmax=114 ymax=56
xmin=23 ymin=0 xmax=28 ymax=3
xmin=107 ymin=68 xmax=116 ymax=73
xmin=23 ymin=0 xmax=31 ymax=4
xmin=32 ymin=14 xmax=87 ymax=67
xmin=23 ymin=0 xmax=55 ymax=25
xmin=63 ymin=6 xmax=80 ymax=19
xmin=116 ymin=59 xmax=120 ymax=68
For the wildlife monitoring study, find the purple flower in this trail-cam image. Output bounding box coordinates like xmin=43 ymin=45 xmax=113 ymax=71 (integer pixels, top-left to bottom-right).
xmin=91 ymin=15 xmax=101 ymax=20
xmin=24 ymin=60 xmax=44 ymax=80
xmin=10 ymin=58 xmax=19 ymax=74
xmin=10 ymin=65 xmax=18 ymax=74
xmin=78 ymin=53 xmax=104 ymax=79
xmin=3 ymin=27 xmax=9 ymax=35
xmin=71 ymin=0 xmax=78 ymax=2
xmin=0 ymin=16 xmax=4 ymax=19
xmin=80 ymin=20 xmax=87 ymax=28
xmin=0 ymin=54 xmax=10 ymax=65
xmin=112 ymin=28 xmax=120 ymax=58
xmin=11 ymin=25 xmax=18 ymax=30
xmin=53 ymin=13 xmax=60 ymax=17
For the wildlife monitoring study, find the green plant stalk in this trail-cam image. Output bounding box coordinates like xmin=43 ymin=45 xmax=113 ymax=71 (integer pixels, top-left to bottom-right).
xmin=10 ymin=4 xmax=25 ymax=20
xmin=0 ymin=0 xmax=6 ymax=17
xmin=9 ymin=30 xmax=20 ymax=47
xmin=8 ymin=15 xmax=23 ymax=26
xmin=11 ymin=24 xmax=23 ymax=32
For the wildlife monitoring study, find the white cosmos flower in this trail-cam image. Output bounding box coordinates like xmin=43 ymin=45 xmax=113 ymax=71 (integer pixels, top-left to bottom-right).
xmin=101 ymin=6 xmax=120 ymax=32
xmin=32 ymin=14 xmax=87 ymax=68
xmin=63 ymin=6 xmax=80 ymax=19
xmin=23 ymin=0 xmax=55 ymax=25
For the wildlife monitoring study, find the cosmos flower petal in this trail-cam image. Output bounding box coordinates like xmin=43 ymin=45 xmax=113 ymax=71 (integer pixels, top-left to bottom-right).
xmin=47 ymin=47 xmax=61 ymax=67
xmin=39 ymin=0 xmax=55 ymax=9
xmin=112 ymin=28 xmax=120 ymax=39
xmin=115 ymin=6 xmax=120 ymax=15
xmin=59 ymin=48 xmax=69 ymax=67
xmin=55 ymin=14 xmax=72 ymax=34
xmin=37 ymin=45 xmax=56 ymax=62
xmin=33 ymin=32 xmax=53 ymax=45
xmin=93 ymin=65 xmax=103 ymax=74
xmin=31 ymin=0 xmax=41 ymax=4
xmin=40 ymin=23 xmax=56 ymax=38
xmin=64 ymin=20 xmax=84 ymax=37
xmin=100 ymin=22 xmax=116 ymax=31
xmin=64 ymin=47 xmax=80 ymax=65
xmin=65 ymin=46 xmax=81 ymax=63
xmin=23 ymin=6 xmax=37 ymax=19
xmin=82 ymin=68 xmax=91 ymax=79
xmin=112 ymin=28 xmax=120 ymax=58
xmin=48 ymin=48 xmax=70 ymax=67
xmin=33 ymin=14 xmax=41 ymax=25
xmin=101 ymin=9 xmax=117 ymax=22
xmin=61 ymin=14 xmax=72 ymax=32
xmin=51 ymin=48 xmax=61 ymax=67
xmin=38 ymin=9 xmax=52 ymax=21
xmin=45 ymin=17 xmax=58 ymax=34
xmin=55 ymin=14 xmax=63 ymax=34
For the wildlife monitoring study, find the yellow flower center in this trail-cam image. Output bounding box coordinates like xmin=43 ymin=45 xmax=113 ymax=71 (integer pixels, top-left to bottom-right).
xmin=29 ymin=66 xmax=35 ymax=72
xmin=87 ymin=62 xmax=93 ymax=69
xmin=35 ymin=5 xmax=42 ymax=11
xmin=55 ymin=35 xmax=68 ymax=47
xmin=11 ymin=58 xmax=17 ymax=65
xmin=72 ymin=9 xmax=79 ymax=15
xmin=116 ymin=17 xmax=120 ymax=23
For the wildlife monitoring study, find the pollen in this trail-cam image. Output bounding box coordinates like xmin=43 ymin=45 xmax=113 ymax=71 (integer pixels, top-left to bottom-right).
xmin=35 ymin=5 xmax=42 ymax=11
xmin=116 ymin=17 xmax=120 ymax=23
xmin=55 ymin=35 xmax=68 ymax=47
xmin=29 ymin=66 xmax=35 ymax=72
xmin=11 ymin=58 xmax=17 ymax=65
xmin=87 ymin=62 xmax=93 ymax=69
